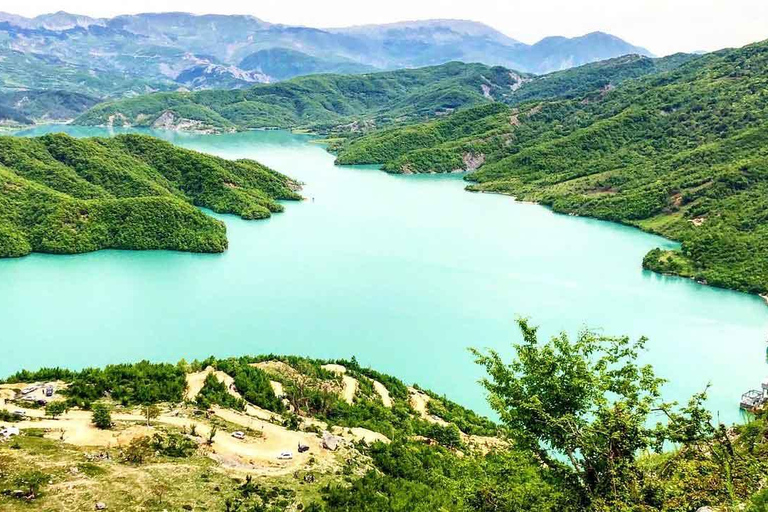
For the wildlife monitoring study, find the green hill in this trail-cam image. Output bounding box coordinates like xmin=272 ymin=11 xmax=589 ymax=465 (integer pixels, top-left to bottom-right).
xmin=334 ymin=41 xmax=768 ymax=296
xmin=3 ymin=321 xmax=768 ymax=510
xmin=73 ymin=62 xmax=525 ymax=132
xmin=0 ymin=90 xmax=99 ymax=124
xmin=239 ymin=48 xmax=375 ymax=81
xmin=0 ymin=133 xmax=301 ymax=258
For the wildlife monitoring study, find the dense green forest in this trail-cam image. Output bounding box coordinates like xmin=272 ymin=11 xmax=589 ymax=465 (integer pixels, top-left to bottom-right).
xmin=74 ymin=53 xmax=694 ymax=135
xmin=0 ymin=133 xmax=301 ymax=258
xmin=5 ymin=323 xmax=768 ymax=510
xmin=74 ymin=62 xmax=528 ymax=132
xmin=335 ymin=40 xmax=768 ymax=296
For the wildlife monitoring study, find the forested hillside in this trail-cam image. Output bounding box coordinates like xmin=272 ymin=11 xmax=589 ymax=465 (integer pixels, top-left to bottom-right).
xmin=334 ymin=40 xmax=768 ymax=296
xmin=74 ymin=62 xmax=523 ymax=132
xmin=0 ymin=133 xmax=301 ymax=258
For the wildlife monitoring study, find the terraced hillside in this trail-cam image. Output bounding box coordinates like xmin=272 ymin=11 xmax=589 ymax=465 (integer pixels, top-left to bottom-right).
xmin=335 ymin=40 xmax=768 ymax=296
xmin=0 ymin=133 xmax=301 ymax=258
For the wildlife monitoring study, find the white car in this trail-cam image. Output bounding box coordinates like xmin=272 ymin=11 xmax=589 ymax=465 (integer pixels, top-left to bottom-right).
xmin=277 ymin=451 xmax=293 ymax=460
xmin=231 ymin=431 xmax=245 ymax=440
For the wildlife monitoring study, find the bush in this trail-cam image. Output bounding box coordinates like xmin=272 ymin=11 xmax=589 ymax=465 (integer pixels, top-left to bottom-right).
xmin=91 ymin=403 xmax=112 ymax=430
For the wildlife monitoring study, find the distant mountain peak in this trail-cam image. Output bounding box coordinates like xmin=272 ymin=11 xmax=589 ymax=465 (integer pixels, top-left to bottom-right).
xmin=330 ymin=18 xmax=522 ymax=47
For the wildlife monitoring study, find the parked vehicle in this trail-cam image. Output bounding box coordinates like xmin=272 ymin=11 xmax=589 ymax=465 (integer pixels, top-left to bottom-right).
xmin=277 ymin=451 xmax=293 ymax=460
xmin=232 ymin=431 xmax=245 ymax=440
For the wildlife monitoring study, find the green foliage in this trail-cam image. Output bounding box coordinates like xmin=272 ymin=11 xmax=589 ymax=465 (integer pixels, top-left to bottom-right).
xmin=1 ymin=367 xmax=76 ymax=384
xmin=0 ymin=409 xmax=22 ymax=422
xmin=507 ymin=53 xmax=695 ymax=105
xmin=63 ymin=361 xmax=186 ymax=407
xmin=225 ymin=475 xmax=298 ymax=511
xmin=239 ymin=48 xmax=375 ymax=81
xmin=0 ymin=132 xmax=301 ymax=258
xmin=3 ymin=469 xmax=49 ymax=500
xmin=314 ymin=440 xmax=568 ymax=511
xmin=151 ymin=432 xmax=198 ymax=458
xmin=473 ymin=318 xmax=715 ymax=509
xmin=424 ymin=394 xmax=498 ymax=437
xmin=44 ymin=401 xmax=67 ymax=419
xmin=195 ymin=374 xmax=245 ymax=411
xmin=121 ymin=436 xmax=154 ymax=465
xmin=91 ymin=403 xmax=112 ymax=430
xmin=76 ymin=62 xmax=523 ymax=132
xmin=212 ymin=358 xmax=283 ymax=412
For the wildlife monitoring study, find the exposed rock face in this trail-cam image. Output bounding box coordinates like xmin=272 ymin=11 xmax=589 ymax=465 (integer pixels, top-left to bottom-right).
xmin=150 ymin=110 xmax=223 ymax=134
xmin=508 ymin=72 xmax=530 ymax=92
xmin=462 ymin=152 xmax=485 ymax=172
xmin=106 ymin=113 xmax=130 ymax=128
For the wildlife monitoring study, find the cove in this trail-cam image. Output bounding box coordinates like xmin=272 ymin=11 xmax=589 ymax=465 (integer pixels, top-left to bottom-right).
xmin=2 ymin=126 xmax=767 ymax=425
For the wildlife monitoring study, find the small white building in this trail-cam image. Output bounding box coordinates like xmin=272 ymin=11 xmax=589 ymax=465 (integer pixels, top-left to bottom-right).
xmin=0 ymin=426 xmax=20 ymax=438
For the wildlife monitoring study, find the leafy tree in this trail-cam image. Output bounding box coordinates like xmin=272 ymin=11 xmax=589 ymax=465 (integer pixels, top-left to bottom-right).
xmin=472 ymin=318 xmax=713 ymax=508
xmin=144 ymin=404 xmax=161 ymax=426
xmin=12 ymin=470 xmax=49 ymax=500
xmin=91 ymin=403 xmax=113 ymax=430
xmin=45 ymin=401 xmax=67 ymax=419
xmin=122 ymin=436 xmax=154 ymax=464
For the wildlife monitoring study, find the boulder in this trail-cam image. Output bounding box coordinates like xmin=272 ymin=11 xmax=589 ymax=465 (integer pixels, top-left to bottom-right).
xmin=322 ymin=431 xmax=339 ymax=451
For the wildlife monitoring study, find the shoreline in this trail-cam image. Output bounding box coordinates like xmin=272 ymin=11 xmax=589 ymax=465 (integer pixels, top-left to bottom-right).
xmin=467 ymin=185 xmax=768 ymax=307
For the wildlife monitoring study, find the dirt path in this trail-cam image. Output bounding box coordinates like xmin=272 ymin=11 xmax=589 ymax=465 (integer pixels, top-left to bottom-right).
xmin=270 ymin=380 xmax=284 ymax=398
xmin=372 ymin=380 xmax=392 ymax=408
xmin=331 ymin=426 xmax=389 ymax=445
xmin=408 ymin=387 xmax=449 ymax=426
xmin=321 ymin=365 xmax=358 ymax=405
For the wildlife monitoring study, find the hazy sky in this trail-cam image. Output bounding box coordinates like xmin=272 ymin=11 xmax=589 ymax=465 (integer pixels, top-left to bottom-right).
xmin=2 ymin=0 xmax=767 ymax=56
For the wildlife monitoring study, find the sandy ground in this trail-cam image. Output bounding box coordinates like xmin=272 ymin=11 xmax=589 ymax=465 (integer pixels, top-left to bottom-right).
xmin=331 ymin=426 xmax=389 ymax=445
xmin=0 ymin=381 xmax=66 ymax=404
xmin=269 ymin=380 xmax=284 ymax=398
xmin=408 ymin=387 xmax=450 ymax=426
xmin=372 ymin=380 xmax=392 ymax=408
xmin=0 ymin=399 xmax=340 ymax=476
xmin=184 ymin=367 xmax=235 ymax=401
xmin=321 ymin=365 xmax=358 ymax=405
xmin=321 ymin=364 xmax=347 ymax=375
xmin=251 ymin=361 xmax=301 ymax=381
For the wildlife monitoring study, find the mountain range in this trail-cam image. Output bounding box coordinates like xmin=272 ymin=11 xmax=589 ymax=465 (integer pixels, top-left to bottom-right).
xmin=0 ymin=11 xmax=650 ymax=100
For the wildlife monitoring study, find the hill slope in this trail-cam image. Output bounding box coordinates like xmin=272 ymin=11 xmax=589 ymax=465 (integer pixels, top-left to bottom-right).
xmin=74 ymin=62 xmax=524 ymax=132
xmin=0 ymin=133 xmax=301 ymax=258
xmin=335 ymin=41 xmax=768 ymax=296
xmin=4 ymin=324 xmax=768 ymax=510
xmin=239 ymin=48 xmax=375 ymax=81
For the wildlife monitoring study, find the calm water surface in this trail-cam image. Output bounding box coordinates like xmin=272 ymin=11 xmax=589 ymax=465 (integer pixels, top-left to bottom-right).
xmin=2 ymin=126 xmax=767 ymax=424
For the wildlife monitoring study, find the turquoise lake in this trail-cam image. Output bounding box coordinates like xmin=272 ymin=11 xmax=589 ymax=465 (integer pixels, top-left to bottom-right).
xmin=2 ymin=126 xmax=767 ymax=424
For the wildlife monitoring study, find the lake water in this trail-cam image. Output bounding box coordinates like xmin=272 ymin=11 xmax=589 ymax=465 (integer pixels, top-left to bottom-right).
xmin=2 ymin=126 xmax=767 ymax=424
